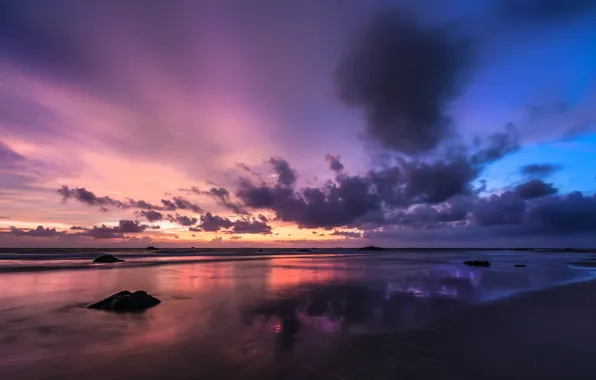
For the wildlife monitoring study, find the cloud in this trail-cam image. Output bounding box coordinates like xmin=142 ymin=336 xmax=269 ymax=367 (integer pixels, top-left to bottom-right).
xmin=139 ymin=210 xmax=163 ymax=222
xmin=160 ymin=197 xmax=203 ymax=213
xmin=81 ymin=219 xmax=159 ymax=239
xmin=69 ymin=225 xmax=86 ymax=230
xmin=269 ymin=157 xmax=297 ymax=187
xmin=59 ymin=185 xmax=202 ymax=213
xmin=189 ymin=226 xmax=202 ymax=232
xmin=513 ymin=179 xmax=558 ymax=200
xmin=471 ymin=192 xmax=526 ymax=227
xmin=198 ymin=212 xmax=272 ymax=234
xmin=325 ymin=154 xmax=344 ymax=173
xmin=199 ymin=212 xmax=233 ymax=232
xmin=6 ymin=225 xmax=65 ymax=237
xmin=525 ymin=192 xmax=596 ymax=233
xmin=335 ymin=9 xmax=472 ymax=154
xmin=231 ymin=128 xmax=518 ymax=229
xmin=329 ymin=230 xmax=362 ymax=239
xmin=167 ymin=214 xmax=198 ymax=226
xmin=0 ymin=216 xmax=9 ymax=219
xmin=520 ymin=163 xmax=562 ymax=178
xmin=58 ymin=186 xmax=129 ymax=211
xmin=188 ymin=186 xmax=248 ymax=215
xmin=230 ymin=218 xmax=273 ymax=234
xmin=229 ymin=236 xmax=243 ymax=240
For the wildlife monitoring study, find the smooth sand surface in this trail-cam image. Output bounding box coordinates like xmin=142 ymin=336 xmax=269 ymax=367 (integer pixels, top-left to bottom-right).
xmin=5 ymin=279 xmax=596 ymax=380
xmin=311 ymin=279 xmax=596 ymax=380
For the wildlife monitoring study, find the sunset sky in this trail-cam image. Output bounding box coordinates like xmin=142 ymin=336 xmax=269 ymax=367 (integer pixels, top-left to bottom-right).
xmin=1 ymin=0 xmax=595 ymax=248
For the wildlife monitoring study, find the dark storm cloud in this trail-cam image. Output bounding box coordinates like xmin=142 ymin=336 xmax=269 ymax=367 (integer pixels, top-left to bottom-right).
xmin=257 ymin=214 xmax=268 ymax=222
xmin=197 ymin=212 xmax=272 ymax=234
xmin=58 ymin=186 xmax=128 ymax=210
xmin=160 ymin=197 xmax=203 ymax=213
xmin=469 ymin=124 xmax=520 ymax=166
xmin=520 ymin=163 xmax=562 ymax=178
xmin=232 ymin=128 xmax=518 ymax=229
xmin=59 ymin=185 xmax=203 ymax=213
xmin=325 ymin=154 xmax=345 ymax=173
xmin=471 ymin=192 xmax=526 ymax=226
xmin=335 ymin=9 xmax=472 ymax=154
xmin=381 ymin=199 xmax=470 ymax=229
xmin=7 ymin=225 xmax=65 ymax=237
xmin=139 ymin=210 xmax=163 ymax=222
xmin=189 ymin=186 xmax=248 ymax=215
xmin=81 ymin=219 xmax=159 ymax=239
xmin=269 ymin=158 xmax=297 ymax=187
xmin=513 ymin=179 xmax=558 ymax=199
xmin=236 ymin=173 xmax=382 ymax=229
xmin=199 ymin=212 xmax=233 ymax=232
xmin=329 ymin=230 xmax=362 ymax=239
xmin=84 ymin=225 xmax=125 ymax=240
xmin=129 ymin=199 xmax=164 ymax=210
xmin=167 ymin=214 xmax=198 ymax=226
xmin=230 ymin=218 xmax=273 ymax=234
xmin=525 ymin=192 xmax=596 ymax=233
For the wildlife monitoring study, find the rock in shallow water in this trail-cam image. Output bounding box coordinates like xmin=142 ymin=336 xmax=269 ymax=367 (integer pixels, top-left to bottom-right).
xmin=87 ymin=290 xmax=161 ymax=312
xmin=92 ymin=254 xmax=124 ymax=263
xmin=463 ymin=260 xmax=491 ymax=267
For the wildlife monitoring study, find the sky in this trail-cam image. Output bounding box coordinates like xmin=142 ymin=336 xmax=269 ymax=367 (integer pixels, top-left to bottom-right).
xmin=0 ymin=0 xmax=595 ymax=248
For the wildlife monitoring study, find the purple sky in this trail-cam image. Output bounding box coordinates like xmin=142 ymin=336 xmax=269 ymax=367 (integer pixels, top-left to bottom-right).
xmin=1 ymin=0 xmax=595 ymax=248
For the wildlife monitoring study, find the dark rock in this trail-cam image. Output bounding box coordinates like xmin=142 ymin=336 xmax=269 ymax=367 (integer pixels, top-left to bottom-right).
xmin=296 ymin=249 xmax=312 ymax=252
xmin=87 ymin=290 xmax=160 ymax=312
xmin=514 ymin=264 xmax=527 ymax=267
xmin=358 ymin=246 xmax=387 ymax=251
xmin=463 ymin=260 xmax=491 ymax=267
xmin=146 ymin=246 xmax=157 ymax=250
xmin=92 ymin=254 xmax=124 ymax=263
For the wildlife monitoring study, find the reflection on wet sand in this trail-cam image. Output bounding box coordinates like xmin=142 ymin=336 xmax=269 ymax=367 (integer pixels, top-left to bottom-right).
xmin=0 ymin=251 xmax=595 ymax=379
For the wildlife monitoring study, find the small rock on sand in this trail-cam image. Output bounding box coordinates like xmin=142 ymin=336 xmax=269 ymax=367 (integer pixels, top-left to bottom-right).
xmin=92 ymin=254 xmax=124 ymax=263
xmin=464 ymin=260 xmax=491 ymax=267
xmin=87 ymin=290 xmax=160 ymax=312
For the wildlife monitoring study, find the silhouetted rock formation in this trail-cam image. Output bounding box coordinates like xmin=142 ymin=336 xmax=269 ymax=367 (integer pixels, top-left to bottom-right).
xmin=92 ymin=254 xmax=124 ymax=263
xmin=463 ymin=260 xmax=491 ymax=267
xmin=87 ymin=290 xmax=160 ymax=312
xmin=358 ymin=246 xmax=387 ymax=251
xmin=146 ymin=246 xmax=157 ymax=250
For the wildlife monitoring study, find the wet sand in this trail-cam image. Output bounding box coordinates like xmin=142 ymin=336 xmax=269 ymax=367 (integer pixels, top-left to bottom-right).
xmin=2 ymin=251 xmax=596 ymax=379
xmin=318 ymin=279 xmax=596 ymax=380
xmin=3 ymin=279 xmax=596 ymax=379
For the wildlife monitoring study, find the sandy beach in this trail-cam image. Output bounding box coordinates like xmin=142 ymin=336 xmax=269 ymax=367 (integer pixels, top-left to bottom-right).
xmin=0 ymin=250 xmax=595 ymax=379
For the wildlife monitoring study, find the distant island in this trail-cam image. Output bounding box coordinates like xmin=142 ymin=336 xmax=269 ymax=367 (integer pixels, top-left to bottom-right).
xmin=358 ymin=246 xmax=387 ymax=251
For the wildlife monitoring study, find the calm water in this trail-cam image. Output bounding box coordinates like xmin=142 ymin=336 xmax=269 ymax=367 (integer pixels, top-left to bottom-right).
xmin=0 ymin=249 xmax=594 ymax=379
